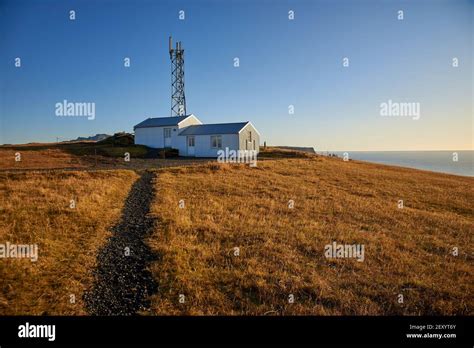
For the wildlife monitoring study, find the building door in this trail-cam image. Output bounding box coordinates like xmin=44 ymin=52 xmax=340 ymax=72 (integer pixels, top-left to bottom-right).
xmin=164 ymin=128 xmax=172 ymax=148
xmin=187 ymin=136 xmax=195 ymax=156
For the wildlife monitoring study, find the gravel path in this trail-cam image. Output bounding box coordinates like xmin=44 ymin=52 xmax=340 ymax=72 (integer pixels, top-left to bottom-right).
xmin=84 ymin=171 xmax=159 ymax=315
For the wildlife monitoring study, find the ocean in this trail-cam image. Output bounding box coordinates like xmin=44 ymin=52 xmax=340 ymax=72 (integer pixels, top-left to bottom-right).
xmin=320 ymin=151 xmax=473 ymax=177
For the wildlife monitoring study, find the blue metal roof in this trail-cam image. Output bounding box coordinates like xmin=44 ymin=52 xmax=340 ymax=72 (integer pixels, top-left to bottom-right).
xmin=134 ymin=115 xmax=191 ymax=129
xmin=179 ymin=122 xmax=249 ymax=136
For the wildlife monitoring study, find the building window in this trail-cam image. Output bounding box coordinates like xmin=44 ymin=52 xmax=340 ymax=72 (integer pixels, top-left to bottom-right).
xmin=164 ymin=128 xmax=171 ymax=138
xmin=188 ymin=136 xmax=195 ymax=147
xmin=211 ymin=135 xmax=222 ymax=149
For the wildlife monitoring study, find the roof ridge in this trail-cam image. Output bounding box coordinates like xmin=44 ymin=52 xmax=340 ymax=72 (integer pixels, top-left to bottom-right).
xmin=189 ymin=121 xmax=248 ymax=126
xmin=147 ymin=115 xmax=189 ymax=119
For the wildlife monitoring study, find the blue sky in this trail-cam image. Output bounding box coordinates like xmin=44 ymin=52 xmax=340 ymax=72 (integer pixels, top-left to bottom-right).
xmin=0 ymin=0 xmax=472 ymax=150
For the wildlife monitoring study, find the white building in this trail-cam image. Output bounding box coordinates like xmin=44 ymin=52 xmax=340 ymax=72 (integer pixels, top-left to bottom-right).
xmin=134 ymin=114 xmax=260 ymax=157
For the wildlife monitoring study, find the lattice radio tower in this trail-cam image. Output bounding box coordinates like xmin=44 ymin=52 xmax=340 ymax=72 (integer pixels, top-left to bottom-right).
xmin=169 ymin=36 xmax=186 ymax=116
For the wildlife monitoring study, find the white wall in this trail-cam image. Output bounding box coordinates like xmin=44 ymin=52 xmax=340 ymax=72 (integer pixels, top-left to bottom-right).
xmin=134 ymin=115 xmax=202 ymax=150
xmin=175 ymin=134 xmax=188 ymax=155
xmin=238 ymin=123 xmax=260 ymax=154
xmin=178 ymin=115 xmax=202 ymax=128
xmin=135 ymin=126 xmax=179 ymax=148
xmin=135 ymin=127 xmax=165 ymax=148
xmin=190 ymin=134 xmax=239 ymax=157
xmin=174 ymin=115 xmax=202 ymax=155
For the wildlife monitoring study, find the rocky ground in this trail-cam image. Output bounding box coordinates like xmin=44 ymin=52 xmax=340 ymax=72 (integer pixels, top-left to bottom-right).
xmin=83 ymin=171 xmax=159 ymax=315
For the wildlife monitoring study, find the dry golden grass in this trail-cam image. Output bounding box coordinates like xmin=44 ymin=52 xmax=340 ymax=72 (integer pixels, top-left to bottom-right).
xmin=0 ymin=170 xmax=139 ymax=315
xmin=149 ymin=157 xmax=473 ymax=315
xmin=0 ymin=147 xmax=87 ymax=169
xmin=259 ymin=146 xmax=315 ymax=159
xmin=0 ymin=144 xmax=211 ymax=171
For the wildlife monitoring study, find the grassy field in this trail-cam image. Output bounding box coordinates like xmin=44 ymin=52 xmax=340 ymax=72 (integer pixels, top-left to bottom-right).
xmin=0 ymin=141 xmax=149 ymax=170
xmin=0 ymin=146 xmax=472 ymax=316
xmin=148 ymin=156 xmax=473 ymax=315
xmin=0 ymin=146 xmax=89 ymax=170
xmin=0 ymin=170 xmax=138 ymax=315
xmin=0 ymin=142 xmax=209 ymax=171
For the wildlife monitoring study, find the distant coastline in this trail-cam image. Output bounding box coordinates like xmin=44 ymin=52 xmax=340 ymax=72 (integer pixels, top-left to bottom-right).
xmin=319 ymin=151 xmax=473 ymax=177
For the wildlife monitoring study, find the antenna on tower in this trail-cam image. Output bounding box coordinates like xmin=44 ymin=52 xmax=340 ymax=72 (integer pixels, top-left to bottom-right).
xmin=169 ymin=36 xmax=186 ymax=117
xmin=169 ymin=36 xmax=173 ymax=59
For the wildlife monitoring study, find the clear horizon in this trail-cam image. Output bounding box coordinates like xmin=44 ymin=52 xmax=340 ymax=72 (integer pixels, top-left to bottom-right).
xmin=1 ymin=0 xmax=472 ymax=151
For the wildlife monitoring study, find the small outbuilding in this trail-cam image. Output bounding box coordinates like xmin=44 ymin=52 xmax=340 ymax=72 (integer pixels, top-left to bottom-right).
xmin=134 ymin=114 xmax=260 ymax=158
